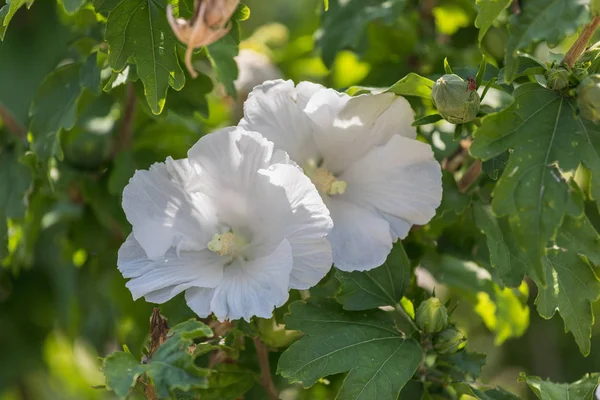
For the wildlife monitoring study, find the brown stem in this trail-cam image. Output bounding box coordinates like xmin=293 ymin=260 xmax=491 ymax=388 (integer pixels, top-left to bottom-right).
xmin=112 ymin=83 xmax=137 ymax=157
xmin=511 ymin=0 xmax=520 ymax=15
xmin=458 ymin=160 xmax=482 ymax=193
xmin=0 ymin=102 xmax=26 ymax=140
xmin=563 ymin=16 xmax=600 ymax=68
xmin=253 ymin=338 xmax=278 ymax=400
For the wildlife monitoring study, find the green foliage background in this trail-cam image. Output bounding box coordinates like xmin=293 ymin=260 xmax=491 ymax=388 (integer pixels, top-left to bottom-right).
xmin=0 ymin=0 xmax=600 ymax=399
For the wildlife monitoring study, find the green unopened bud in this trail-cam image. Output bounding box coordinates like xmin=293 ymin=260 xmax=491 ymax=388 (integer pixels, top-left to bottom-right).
xmin=433 ymin=327 xmax=467 ymax=355
xmin=256 ymin=317 xmax=301 ymax=348
xmin=431 ymin=74 xmax=480 ymax=124
xmin=415 ymin=297 xmax=448 ymax=334
xmin=546 ymin=67 xmax=570 ymax=90
xmin=577 ymin=74 xmax=600 ymax=122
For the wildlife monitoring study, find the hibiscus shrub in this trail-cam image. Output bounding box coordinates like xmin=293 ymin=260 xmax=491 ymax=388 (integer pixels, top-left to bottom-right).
xmin=1 ymin=0 xmax=600 ymax=399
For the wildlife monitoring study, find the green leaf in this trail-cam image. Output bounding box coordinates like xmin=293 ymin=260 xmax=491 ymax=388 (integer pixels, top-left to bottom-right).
xmin=324 ymin=0 xmax=329 ymax=11
xmin=103 ymin=0 xmax=185 ymax=114
xmin=166 ymin=71 xmax=213 ymax=118
xmin=437 ymin=351 xmax=486 ymax=380
xmin=475 ymin=0 xmax=512 ymax=45
xmin=386 ymin=73 xmax=435 ymax=98
xmin=0 ymin=0 xmax=34 ymax=40
xmin=108 ymin=151 xmax=136 ymax=196
xmin=471 ymin=83 xmax=593 ymax=283
xmin=412 ymin=113 xmax=443 ymax=126
xmin=278 ymin=299 xmax=421 ymax=400
xmin=30 ymin=63 xmax=84 ymax=159
xmin=454 ymin=382 xmax=520 ymax=400
xmin=206 ymin=21 xmax=240 ymax=98
xmin=497 ymin=54 xmax=546 ymax=84
xmin=520 ymin=373 xmax=600 ymax=400
xmin=103 ymin=351 xmax=145 ymax=398
xmin=437 ymin=171 xmax=472 ymax=219
xmin=0 ymin=150 xmax=31 ymax=219
xmin=193 ymin=364 xmax=256 ymax=400
xmin=473 ymin=203 xmax=527 ymax=287
xmin=103 ymin=319 xmax=213 ymax=399
xmin=532 ymin=215 xmax=600 ymax=355
xmin=443 ymin=57 xmax=453 ymax=74
xmin=504 ymin=0 xmax=589 ymax=82
xmin=316 ymin=0 xmax=405 ymax=68
xmin=80 ymin=52 xmax=101 ymax=95
xmin=336 ymin=243 xmax=410 ymax=310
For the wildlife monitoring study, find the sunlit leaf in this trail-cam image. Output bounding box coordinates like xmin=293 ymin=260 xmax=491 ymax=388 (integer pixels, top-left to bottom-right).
xmin=471 ymin=83 xmax=595 ymax=283
xmin=102 ymin=0 xmax=185 ymax=114
xmin=533 ymin=215 xmax=600 ymax=355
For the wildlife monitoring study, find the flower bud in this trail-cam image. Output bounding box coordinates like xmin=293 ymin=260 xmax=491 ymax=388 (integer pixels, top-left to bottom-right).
xmin=546 ymin=67 xmax=570 ymax=90
xmin=167 ymin=0 xmax=240 ymax=78
xmin=256 ymin=317 xmax=301 ymax=348
xmin=415 ymin=297 xmax=448 ymax=334
xmin=577 ymin=74 xmax=600 ymax=122
xmin=431 ymin=74 xmax=480 ymax=124
xmin=433 ymin=327 xmax=467 ymax=355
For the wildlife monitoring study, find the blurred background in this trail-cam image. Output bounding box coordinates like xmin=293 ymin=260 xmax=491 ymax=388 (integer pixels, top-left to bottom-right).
xmin=0 ymin=0 xmax=599 ymax=399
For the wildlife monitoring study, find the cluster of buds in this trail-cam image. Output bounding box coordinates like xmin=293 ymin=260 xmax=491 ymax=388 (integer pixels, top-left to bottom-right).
xmin=167 ymin=0 xmax=240 ymax=78
xmin=546 ymin=67 xmax=571 ymax=90
xmin=431 ymin=74 xmax=480 ymax=124
xmin=415 ymin=297 xmax=467 ymax=355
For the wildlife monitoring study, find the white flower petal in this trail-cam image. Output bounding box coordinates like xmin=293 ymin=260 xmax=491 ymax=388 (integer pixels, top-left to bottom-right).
xmin=304 ymin=91 xmax=416 ymax=173
xmin=326 ymin=198 xmax=393 ymax=272
xmin=210 ymin=239 xmax=293 ymax=321
xmin=239 ymin=79 xmax=322 ymax=163
xmin=122 ymin=157 xmax=216 ymax=259
xmin=286 ymin=237 xmax=332 ymax=289
xmin=185 ymin=287 xmax=215 ymax=318
xmin=257 ymin=163 xmax=333 ymax=288
xmin=188 ymin=126 xmax=274 ymax=191
xmin=341 ymin=134 xmax=442 ymax=237
xmin=118 ymin=234 xmax=224 ymax=302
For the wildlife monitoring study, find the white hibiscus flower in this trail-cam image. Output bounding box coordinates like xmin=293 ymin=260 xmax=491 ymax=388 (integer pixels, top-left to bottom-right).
xmin=117 ymin=127 xmax=333 ymax=321
xmin=239 ymin=80 xmax=442 ymax=272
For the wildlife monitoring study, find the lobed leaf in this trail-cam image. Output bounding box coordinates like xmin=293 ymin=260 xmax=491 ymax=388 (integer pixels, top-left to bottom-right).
xmin=103 ymin=319 xmax=213 ymax=399
xmin=533 ymin=215 xmax=600 ymax=355
xmin=278 ymin=299 xmax=421 ymax=400
xmin=471 ymin=83 xmax=596 ymax=283
xmin=0 ymin=0 xmax=34 ymax=40
xmin=102 ymin=0 xmax=185 ymax=114
xmin=336 ymin=243 xmax=411 ymax=310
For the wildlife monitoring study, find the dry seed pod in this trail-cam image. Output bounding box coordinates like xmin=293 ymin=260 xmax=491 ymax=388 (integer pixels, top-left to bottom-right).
xmin=167 ymin=0 xmax=240 ymax=78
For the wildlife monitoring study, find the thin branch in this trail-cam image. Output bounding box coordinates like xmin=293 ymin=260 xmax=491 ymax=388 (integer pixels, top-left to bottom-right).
xmin=563 ymin=16 xmax=600 ymax=68
xmin=511 ymin=0 xmax=520 ymax=15
xmin=253 ymin=338 xmax=278 ymax=400
xmin=0 ymin=102 xmax=26 ymax=140
xmin=458 ymin=160 xmax=482 ymax=193
xmin=112 ymin=83 xmax=137 ymax=157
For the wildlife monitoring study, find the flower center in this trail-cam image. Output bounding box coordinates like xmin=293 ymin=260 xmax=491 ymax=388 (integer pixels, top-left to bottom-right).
xmin=304 ymin=159 xmax=347 ymax=196
xmin=207 ymin=231 xmax=247 ymax=256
